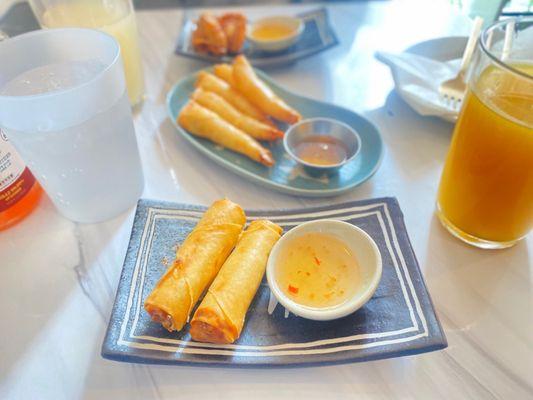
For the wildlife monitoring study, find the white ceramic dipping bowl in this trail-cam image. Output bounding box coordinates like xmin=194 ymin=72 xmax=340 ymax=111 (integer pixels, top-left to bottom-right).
xmin=266 ymin=219 xmax=382 ymax=321
xmin=247 ymin=16 xmax=304 ymax=52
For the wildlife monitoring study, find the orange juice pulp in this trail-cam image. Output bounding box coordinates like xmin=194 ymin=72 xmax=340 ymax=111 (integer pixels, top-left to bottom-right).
xmin=437 ymin=64 xmax=533 ymax=243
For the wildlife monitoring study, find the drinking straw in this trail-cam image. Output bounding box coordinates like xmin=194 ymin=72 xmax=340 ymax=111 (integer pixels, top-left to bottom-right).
xmin=501 ymin=20 xmax=515 ymax=61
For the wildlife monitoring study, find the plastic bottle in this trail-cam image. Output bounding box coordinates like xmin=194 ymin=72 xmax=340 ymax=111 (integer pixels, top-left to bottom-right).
xmin=0 ymin=30 xmax=43 ymax=231
xmin=0 ymin=129 xmax=43 ymax=230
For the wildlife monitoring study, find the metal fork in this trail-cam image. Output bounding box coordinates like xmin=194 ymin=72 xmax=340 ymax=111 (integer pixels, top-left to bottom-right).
xmin=439 ymin=17 xmax=484 ymax=110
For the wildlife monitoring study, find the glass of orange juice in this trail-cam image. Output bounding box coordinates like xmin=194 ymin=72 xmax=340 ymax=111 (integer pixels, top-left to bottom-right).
xmin=437 ymin=17 xmax=533 ymax=249
xmin=29 ymin=0 xmax=145 ymax=106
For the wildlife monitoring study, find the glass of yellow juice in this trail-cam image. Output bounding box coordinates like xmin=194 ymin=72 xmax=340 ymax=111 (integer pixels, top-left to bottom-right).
xmin=29 ymin=0 xmax=145 ymax=106
xmin=437 ymin=17 xmax=533 ymax=249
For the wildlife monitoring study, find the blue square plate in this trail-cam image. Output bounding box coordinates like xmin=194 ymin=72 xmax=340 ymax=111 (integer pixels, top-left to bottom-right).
xmin=175 ymin=8 xmax=339 ymax=68
xmin=102 ymin=198 xmax=447 ymax=367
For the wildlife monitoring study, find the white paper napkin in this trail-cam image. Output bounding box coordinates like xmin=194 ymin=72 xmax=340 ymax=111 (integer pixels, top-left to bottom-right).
xmin=376 ymin=51 xmax=462 ymax=122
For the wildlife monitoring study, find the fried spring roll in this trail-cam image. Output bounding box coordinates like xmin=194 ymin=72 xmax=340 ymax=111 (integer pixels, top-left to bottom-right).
xmin=218 ymin=14 xmax=246 ymax=53
xmin=213 ymin=63 xmax=235 ymax=86
xmin=190 ymin=220 xmax=282 ymax=343
xmin=233 ymin=55 xmax=302 ymax=124
xmin=191 ymin=88 xmax=283 ymax=141
xmin=195 ymin=71 xmax=273 ymax=126
xmin=192 ymin=13 xmax=227 ymax=56
xmin=178 ymin=101 xmax=275 ymax=166
xmin=144 ymin=199 xmax=246 ymax=332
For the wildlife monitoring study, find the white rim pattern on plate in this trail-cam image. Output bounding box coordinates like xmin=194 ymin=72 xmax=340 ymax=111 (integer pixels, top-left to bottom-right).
xmin=115 ymin=202 xmax=429 ymax=357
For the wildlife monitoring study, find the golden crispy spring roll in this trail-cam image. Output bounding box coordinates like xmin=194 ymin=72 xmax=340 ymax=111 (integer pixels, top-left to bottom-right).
xmin=213 ymin=63 xmax=235 ymax=86
xmin=178 ymin=101 xmax=275 ymax=166
xmin=192 ymin=13 xmax=227 ymax=55
xmin=233 ymin=55 xmax=302 ymax=124
xmin=218 ymin=13 xmax=246 ymax=53
xmin=191 ymin=88 xmax=283 ymax=141
xmin=190 ymin=220 xmax=282 ymax=343
xmin=144 ymin=199 xmax=246 ymax=332
xmin=195 ymin=71 xmax=273 ymax=126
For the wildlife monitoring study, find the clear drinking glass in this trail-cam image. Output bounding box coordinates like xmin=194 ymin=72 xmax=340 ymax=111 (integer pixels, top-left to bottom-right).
xmin=0 ymin=28 xmax=144 ymax=223
xmin=437 ymin=17 xmax=533 ymax=249
xmin=29 ymin=0 xmax=145 ymax=106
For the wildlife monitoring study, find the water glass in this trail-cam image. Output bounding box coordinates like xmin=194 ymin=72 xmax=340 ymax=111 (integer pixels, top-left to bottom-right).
xmin=0 ymin=28 xmax=144 ymax=223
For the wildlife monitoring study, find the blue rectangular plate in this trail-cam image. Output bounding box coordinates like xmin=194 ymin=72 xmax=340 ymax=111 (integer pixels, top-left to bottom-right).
xmin=175 ymin=8 xmax=339 ymax=68
xmin=102 ymin=198 xmax=447 ymax=367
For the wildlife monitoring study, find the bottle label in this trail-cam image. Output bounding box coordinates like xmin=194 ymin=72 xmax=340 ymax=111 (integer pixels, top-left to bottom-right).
xmin=0 ymin=129 xmax=36 ymax=212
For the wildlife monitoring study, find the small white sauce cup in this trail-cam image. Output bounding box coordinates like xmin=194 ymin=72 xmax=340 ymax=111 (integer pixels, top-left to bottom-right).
xmin=266 ymin=219 xmax=382 ymax=321
xmin=247 ymin=16 xmax=304 ymax=52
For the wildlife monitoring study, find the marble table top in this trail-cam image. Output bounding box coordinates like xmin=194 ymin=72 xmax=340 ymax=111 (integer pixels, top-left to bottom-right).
xmin=0 ymin=1 xmax=531 ymax=399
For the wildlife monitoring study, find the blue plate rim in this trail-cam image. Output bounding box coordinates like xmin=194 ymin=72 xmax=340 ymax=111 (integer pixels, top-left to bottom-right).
xmin=166 ymin=68 xmax=384 ymax=197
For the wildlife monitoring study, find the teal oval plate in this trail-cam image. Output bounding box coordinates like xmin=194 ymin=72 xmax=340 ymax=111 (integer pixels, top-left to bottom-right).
xmin=166 ymin=69 xmax=383 ymax=197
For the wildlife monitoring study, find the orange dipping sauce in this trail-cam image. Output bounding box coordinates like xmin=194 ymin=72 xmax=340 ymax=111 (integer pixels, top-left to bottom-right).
xmin=294 ymin=135 xmax=348 ymax=166
xmin=275 ymin=232 xmax=361 ymax=308
xmin=251 ymin=23 xmax=296 ymax=41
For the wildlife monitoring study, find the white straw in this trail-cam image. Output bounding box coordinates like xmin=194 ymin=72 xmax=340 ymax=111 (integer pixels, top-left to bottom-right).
xmin=502 ymin=20 xmax=515 ymax=62
xmin=460 ymin=17 xmax=484 ymax=72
